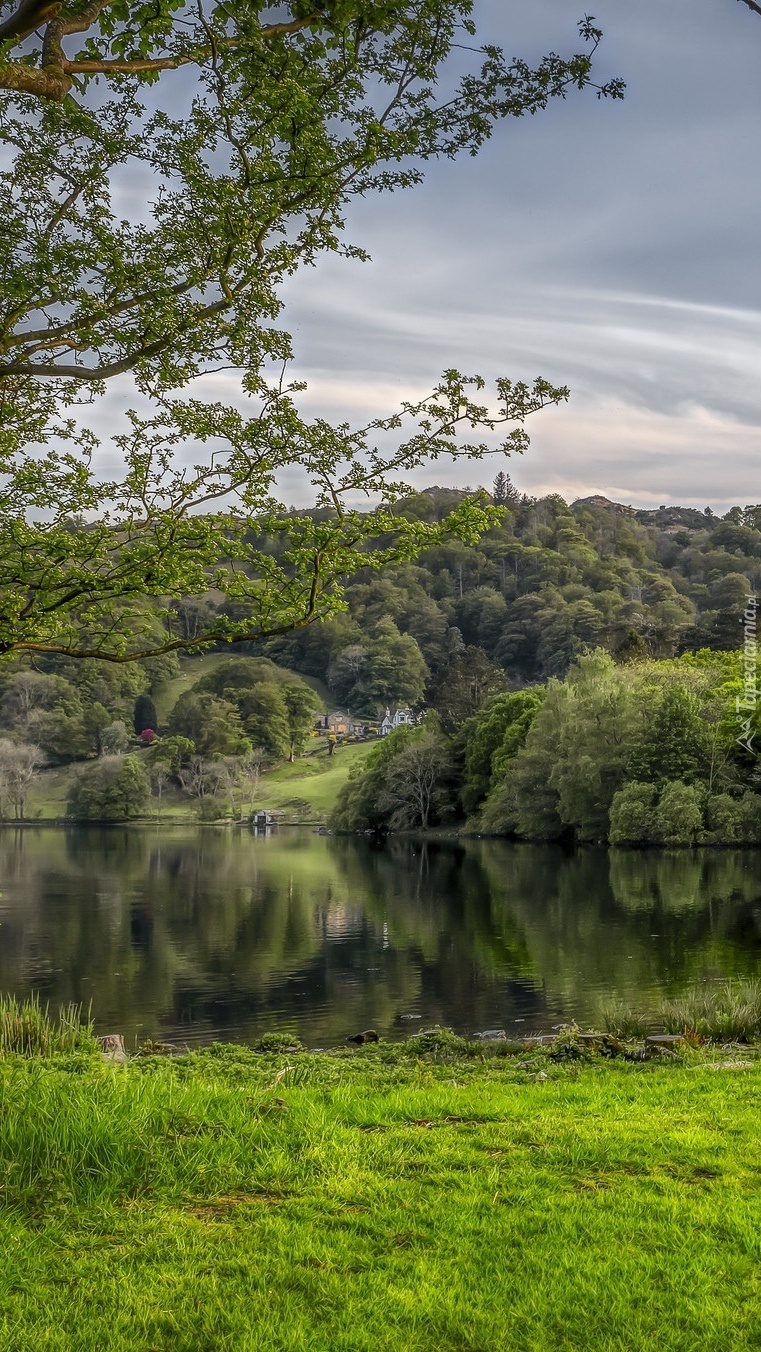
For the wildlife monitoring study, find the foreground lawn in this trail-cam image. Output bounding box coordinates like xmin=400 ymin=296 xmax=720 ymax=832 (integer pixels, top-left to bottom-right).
xmin=1 ymin=1044 xmax=760 ymax=1350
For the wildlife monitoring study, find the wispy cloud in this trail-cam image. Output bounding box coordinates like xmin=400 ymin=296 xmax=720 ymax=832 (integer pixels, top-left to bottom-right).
xmin=274 ymin=269 xmax=761 ymax=510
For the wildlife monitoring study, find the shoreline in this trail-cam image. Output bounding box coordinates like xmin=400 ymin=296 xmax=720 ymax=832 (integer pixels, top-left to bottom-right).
xmin=1 ymin=817 xmax=759 ymax=850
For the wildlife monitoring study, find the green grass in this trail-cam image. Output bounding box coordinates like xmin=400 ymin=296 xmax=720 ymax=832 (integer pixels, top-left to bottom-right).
xmin=11 ymin=653 xmax=358 ymax=824
xmin=603 ymin=982 xmax=761 ymax=1043
xmin=660 ymin=982 xmax=761 ymax=1042
xmin=22 ymin=724 xmax=370 ymax=826
xmin=598 ymin=1000 xmax=655 ymax=1040
xmin=152 ymin=652 xmax=224 ymax=723
xmin=24 ymin=765 xmax=71 ymax=820
xmin=255 ymin=741 xmax=375 ymax=818
xmin=0 ymin=1037 xmax=760 ymax=1350
xmin=0 ymin=995 xmax=96 ymax=1056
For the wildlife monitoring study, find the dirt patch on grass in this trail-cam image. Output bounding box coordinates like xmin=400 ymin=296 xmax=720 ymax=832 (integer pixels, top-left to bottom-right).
xmin=184 ymin=1191 xmax=284 ymax=1219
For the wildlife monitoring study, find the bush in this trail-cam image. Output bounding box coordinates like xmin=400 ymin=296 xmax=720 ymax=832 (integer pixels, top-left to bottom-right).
xmin=653 ymin=780 xmax=703 ymax=846
xmin=197 ymin=795 xmax=227 ymax=821
xmin=479 ymin=777 xmax=518 ymax=835
xmin=609 ymin=782 xmax=657 ymax=846
xmin=737 ymin=791 xmax=761 ymax=844
xmin=68 ymin=754 xmax=150 ymax=820
xmin=702 ymin=793 xmax=742 ymax=844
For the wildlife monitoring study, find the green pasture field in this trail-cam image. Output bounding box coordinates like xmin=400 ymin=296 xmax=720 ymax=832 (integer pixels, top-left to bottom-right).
xmin=0 ymin=1029 xmax=760 ymax=1351
xmin=19 ymin=656 xmax=361 ymax=823
xmin=254 ymin=740 xmax=375 ymax=817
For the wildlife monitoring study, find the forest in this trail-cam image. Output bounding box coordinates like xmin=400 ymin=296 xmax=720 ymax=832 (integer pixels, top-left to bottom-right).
xmin=332 ymin=647 xmax=760 ymax=845
xmin=0 ymin=479 xmax=757 ymax=841
xmin=264 ymin=481 xmax=759 ymax=694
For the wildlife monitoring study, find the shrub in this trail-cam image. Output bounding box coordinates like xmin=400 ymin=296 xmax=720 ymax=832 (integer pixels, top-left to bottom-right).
xmin=196 ymin=795 xmax=227 ymax=821
xmin=653 ymin=780 xmax=703 ymax=846
xmin=703 ymin=793 xmax=742 ymax=844
xmin=479 ymin=778 xmax=517 ymax=835
xmin=737 ymin=791 xmax=761 ymax=844
xmin=68 ymin=754 xmax=150 ymax=820
xmin=609 ymin=782 xmax=657 ymax=846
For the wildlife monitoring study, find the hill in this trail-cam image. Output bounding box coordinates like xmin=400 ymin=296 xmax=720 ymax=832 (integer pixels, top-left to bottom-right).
xmin=263 ymin=487 xmax=759 ymax=692
xmin=1 ymin=484 xmax=759 ymax=824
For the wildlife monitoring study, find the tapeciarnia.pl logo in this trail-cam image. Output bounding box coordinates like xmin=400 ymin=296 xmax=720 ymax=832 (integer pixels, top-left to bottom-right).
xmin=737 ymin=594 xmax=758 ymax=754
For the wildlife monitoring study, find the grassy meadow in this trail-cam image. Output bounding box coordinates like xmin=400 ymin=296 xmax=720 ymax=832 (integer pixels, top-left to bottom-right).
xmin=252 ymin=741 xmax=374 ymax=817
xmin=1 ymin=1006 xmax=760 ymax=1351
xmin=23 ymin=738 xmax=373 ymax=823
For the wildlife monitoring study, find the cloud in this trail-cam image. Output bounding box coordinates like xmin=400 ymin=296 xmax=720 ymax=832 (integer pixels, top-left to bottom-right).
xmin=514 ymin=399 xmax=761 ymax=512
xmin=65 ymin=0 xmax=761 ymax=515
xmin=275 ymin=267 xmax=761 ymax=511
xmin=265 ymin=0 xmax=761 ymax=511
xmin=87 ymin=276 xmax=761 ymax=515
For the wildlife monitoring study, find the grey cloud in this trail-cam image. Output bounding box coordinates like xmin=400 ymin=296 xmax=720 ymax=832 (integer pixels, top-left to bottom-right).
xmin=70 ymin=0 xmax=761 ymax=514
xmin=274 ymin=0 xmax=761 ymax=508
xmin=285 ymin=272 xmax=761 ymax=424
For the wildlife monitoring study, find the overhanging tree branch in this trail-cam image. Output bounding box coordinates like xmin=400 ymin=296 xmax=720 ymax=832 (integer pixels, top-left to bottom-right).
xmin=0 ymin=5 xmax=621 ymax=664
xmin=0 ymin=2 xmax=324 ymax=99
xmin=0 ymin=372 xmax=569 ymax=661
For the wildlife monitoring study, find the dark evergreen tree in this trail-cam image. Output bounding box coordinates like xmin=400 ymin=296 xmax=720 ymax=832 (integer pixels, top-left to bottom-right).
xmin=493 ymin=471 xmax=519 ymax=505
xmin=429 ymin=646 xmax=505 ymax=732
xmin=133 ymin=693 xmax=158 ymax=736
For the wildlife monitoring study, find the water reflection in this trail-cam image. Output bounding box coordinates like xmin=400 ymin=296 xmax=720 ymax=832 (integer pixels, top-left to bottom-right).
xmin=0 ymin=827 xmax=758 ymax=1047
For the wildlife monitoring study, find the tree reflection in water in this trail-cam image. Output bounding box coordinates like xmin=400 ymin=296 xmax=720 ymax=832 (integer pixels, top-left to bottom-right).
xmin=0 ymin=827 xmax=757 ymax=1046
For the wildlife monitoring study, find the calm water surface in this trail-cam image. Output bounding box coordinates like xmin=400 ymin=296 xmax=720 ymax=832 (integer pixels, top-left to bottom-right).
xmin=0 ymin=827 xmax=759 ymax=1047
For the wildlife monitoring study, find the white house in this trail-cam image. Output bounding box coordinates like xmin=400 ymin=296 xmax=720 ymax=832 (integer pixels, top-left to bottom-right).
xmin=379 ymin=706 xmax=416 ymax=736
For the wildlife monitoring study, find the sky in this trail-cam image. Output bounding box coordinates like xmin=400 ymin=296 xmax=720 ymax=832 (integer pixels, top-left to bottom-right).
xmin=264 ymin=0 xmax=761 ymax=512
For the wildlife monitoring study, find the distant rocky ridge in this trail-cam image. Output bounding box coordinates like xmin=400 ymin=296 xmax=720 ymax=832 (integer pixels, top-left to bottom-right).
xmin=420 ymin=488 xmax=721 ymax=534
xmin=572 ymin=496 xmax=712 ymax=530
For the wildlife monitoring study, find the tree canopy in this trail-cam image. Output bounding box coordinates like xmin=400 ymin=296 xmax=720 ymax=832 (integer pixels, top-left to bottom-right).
xmin=334 ymin=646 xmax=761 ymax=844
xmin=0 ymin=2 xmax=622 ymax=662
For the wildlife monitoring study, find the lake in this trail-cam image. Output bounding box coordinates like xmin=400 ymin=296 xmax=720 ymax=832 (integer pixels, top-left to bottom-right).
xmin=0 ymin=826 xmax=759 ymax=1049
